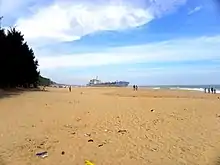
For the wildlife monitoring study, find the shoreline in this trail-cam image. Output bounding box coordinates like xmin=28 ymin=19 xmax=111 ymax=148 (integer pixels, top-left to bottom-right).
xmin=139 ymin=86 xmax=220 ymax=93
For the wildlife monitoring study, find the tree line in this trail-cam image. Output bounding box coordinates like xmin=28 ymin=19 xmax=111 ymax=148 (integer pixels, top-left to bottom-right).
xmin=39 ymin=75 xmax=56 ymax=86
xmin=0 ymin=27 xmax=53 ymax=88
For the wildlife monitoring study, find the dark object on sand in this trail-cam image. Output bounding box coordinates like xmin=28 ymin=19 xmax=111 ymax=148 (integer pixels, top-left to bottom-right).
xmin=118 ymin=130 xmax=127 ymax=134
xmin=61 ymin=151 xmax=65 ymax=155
xmin=216 ymin=114 xmax=220 ymax=118
xmin=88 ymin=139 xmax=94 ymax=142
xmin=98 ymin=144 xmax=104 ymax=147
xmin=84 ymin=133 xmax=91 ymax=137
xmin=36 ymin=151 xmax=48 ymax=158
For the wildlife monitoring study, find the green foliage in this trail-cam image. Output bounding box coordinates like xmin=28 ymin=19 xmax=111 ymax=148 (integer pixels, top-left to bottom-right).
xmin=0 ymin=27 xmax=40 ymax=88
xmin=38 ymin=75 xmax=55 ymax=86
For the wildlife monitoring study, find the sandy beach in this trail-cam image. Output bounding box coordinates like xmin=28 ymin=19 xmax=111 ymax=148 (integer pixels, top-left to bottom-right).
xmin=0 ymin=87 xmax=220 ymax=165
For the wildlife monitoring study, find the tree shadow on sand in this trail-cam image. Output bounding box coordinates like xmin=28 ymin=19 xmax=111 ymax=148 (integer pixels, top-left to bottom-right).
xmin=0 ymin=87 xmax=48 ymax=100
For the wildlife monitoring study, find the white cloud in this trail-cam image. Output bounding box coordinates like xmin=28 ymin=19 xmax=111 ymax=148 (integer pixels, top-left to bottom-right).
xmin=38 ymin=35 xmax=220 ymax=69
xmin=15 ymin=0 xmax=187 ymax=44
xmin=16 ymin=2 xmax=152 ymax=43
xmin=188 ymin=6 xmax=203 ymax=15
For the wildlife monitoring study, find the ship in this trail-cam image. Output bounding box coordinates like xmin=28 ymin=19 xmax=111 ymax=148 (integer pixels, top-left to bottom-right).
xmin=87 ymin=76 xmax=129 ymax=87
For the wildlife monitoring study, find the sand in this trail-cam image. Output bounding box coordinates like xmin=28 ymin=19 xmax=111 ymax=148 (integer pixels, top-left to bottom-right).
xmin=0 ymin=87 xmax=220 ymax=165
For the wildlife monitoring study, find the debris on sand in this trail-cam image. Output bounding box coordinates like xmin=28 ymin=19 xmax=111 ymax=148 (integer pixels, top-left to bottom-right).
xmin=64 ymin=124 xmax=72 ymax=128
xmin=104 ymin=129 xmax=111 ymax=133
xmin=118 ymin=130 xmax=127 ymax=134
xmin=85 ymin=160 xmax=95 ymax=165
xmin=216 ymin=114 xmax=220 ymax=118
xmin=98 ymin=144 xmax=104 ymax=147
xmin=88 ymin=139 xmax=94 ymax=143
xmin=98 ymin=139 xmax=109 ymax=147
xmin=76 ymin=118 xmax=81 ymax=122
xmin=61 ymin=151 xmax=65 ymax=155
xmin=84 ymin=133 xmax=91 ymax=137
xmin=36 ymin=151 xmax=48 ymax=158
xmin=150 ymin=109 xmax=154 ymax=112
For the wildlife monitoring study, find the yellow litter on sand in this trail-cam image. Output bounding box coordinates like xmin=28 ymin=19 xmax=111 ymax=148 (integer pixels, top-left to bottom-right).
xmin=85 ymin=160 xmax=95 ymax=165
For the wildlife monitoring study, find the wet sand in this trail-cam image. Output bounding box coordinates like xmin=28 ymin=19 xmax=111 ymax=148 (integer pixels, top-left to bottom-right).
xmin=0 ymin=87 xmax=220 ymax=165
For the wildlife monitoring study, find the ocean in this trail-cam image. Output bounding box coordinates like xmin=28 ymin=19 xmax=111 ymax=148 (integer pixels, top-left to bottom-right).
xmin=139 ymin=85 xmax=220 ymax=93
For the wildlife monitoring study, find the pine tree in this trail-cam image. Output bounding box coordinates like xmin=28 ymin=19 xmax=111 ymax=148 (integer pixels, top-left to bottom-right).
xmin=0 ymin=27 xmax=40 ymax=88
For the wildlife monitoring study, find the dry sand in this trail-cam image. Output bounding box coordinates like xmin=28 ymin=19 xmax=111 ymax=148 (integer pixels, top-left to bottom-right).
xmin=0 ymin=87 xmax=220 ymax=165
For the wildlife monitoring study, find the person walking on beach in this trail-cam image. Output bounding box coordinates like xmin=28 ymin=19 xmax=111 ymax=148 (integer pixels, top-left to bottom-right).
xmin=135 ymin=85 xmax=138 ymax=91
xmin=204 ymin=88 xmax=207 ymax=93
xmin=214 ymin=88 xmax=216 ymax=94
xmin=208 ymin=88 xmax=210 ymax=93
xmin=69 ymin=86 xmax=72 ymax=92
xmin=211 ymin=87 xmax=214 ymax=94
xmin=133 ymin=85 xmax=136 ymax=91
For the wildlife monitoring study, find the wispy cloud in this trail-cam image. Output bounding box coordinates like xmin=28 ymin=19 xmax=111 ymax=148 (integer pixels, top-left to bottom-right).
xmin=38 ymin=35 xmax=220 ymax=69
xmin=13 ymin=0 xmax=187 ymax=45
xmin=188 ymin=6 xmax=203 ymax=15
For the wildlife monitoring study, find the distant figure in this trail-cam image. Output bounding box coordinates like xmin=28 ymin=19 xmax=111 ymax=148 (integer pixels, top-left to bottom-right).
xmin=208 ymin=88 xmax=210 ymax=93
xmin=211 ymin=87 xmax=214 ymax=94
xmin=204 ymin=88 xmax=207 ymax=93
xmin=42 ymin=86 xmax=46 ymax=91
xmin=133 ymin=85 xmax=136 ymax=91
xmin=214 ymin=88 xmax=216 ymax=94
xmin=69 ymin=86 xmax=72 ymax=92
xmin=135 ymin=85 xmax=138 ymax=91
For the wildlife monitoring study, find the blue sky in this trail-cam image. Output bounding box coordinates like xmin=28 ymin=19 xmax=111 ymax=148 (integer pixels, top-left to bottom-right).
xmin=1 ymin=0 xmax=220 ymax=85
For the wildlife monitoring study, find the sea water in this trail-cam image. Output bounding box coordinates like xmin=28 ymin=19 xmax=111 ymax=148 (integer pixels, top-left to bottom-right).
xmin=139 ymin=85 xmax=220 ymax=93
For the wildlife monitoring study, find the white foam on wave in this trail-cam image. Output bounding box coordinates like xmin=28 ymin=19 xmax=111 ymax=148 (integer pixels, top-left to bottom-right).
xmin=140 ymin=86 xmax=220 ymax=93
xmin=152 ymin=87 xmax=161 ymax=90
xmin=170 ymin=87 xmax=203 ymax=92
xmin=169 ymin=87 xmax=220 ymax=93
xmin=216 ymin=90 xmax=220 ymax=93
